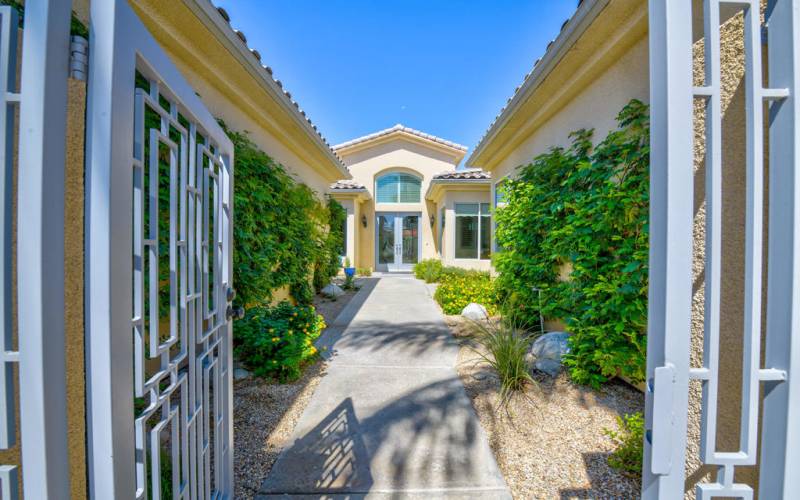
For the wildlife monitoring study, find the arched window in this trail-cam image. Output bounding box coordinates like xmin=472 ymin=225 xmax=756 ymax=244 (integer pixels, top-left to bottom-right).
xmin=375 ymin=173 xmax=421 ymax=203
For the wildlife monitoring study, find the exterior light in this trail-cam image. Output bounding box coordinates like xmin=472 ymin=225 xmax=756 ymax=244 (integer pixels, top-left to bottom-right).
xmin=430 ymin=214 xmax=435 ymax=227
xmin=361 ymin=214 xmax=368 ymax=228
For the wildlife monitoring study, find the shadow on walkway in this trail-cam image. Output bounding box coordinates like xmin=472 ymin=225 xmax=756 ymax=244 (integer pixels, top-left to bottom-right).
xmin=259 ymin=377 xmax=503 ymax=497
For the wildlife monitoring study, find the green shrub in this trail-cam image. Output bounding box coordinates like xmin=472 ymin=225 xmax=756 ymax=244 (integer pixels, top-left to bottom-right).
xmin=494 ymin=100 xmax=649 ymax=387
xmin=604 ymin=412 xmax=644 ymax=478
xmin=234 ymin=301 xmax=325 ymax=381
xmin=469 ymin=316 xmax=536 ymax=405
xmin=434 ymin=273 xmax=498 ymax=315
xmin=357 ymin=267 xmax=372 ymax=277
xmin=440 ymin=266 xmax=489 ymax=281
xmin=413 ymin=258 xmax=443 ymax=282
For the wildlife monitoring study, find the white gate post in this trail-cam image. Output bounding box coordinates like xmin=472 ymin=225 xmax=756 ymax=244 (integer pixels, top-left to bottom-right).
xmin=642 ymin=0 xmax=694 ymax=497
xmin=16 ymin=0 xmax=72 ymax=498
xmin=84 ymin=0 xmax=136 ymax=496
xmin=761 ymin=0 xmax=800 ymax=496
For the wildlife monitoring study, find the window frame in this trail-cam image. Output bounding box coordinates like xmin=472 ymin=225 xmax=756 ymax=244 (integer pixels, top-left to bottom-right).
xmin=454 ymin=202 xmax=491 ymax=260
xmin=375 ymin=172 xmax=422 ymax=203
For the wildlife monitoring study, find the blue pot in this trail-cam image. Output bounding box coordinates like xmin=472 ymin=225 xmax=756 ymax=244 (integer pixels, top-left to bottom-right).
xmin=344 ymin=267 xmax=356 ymax=278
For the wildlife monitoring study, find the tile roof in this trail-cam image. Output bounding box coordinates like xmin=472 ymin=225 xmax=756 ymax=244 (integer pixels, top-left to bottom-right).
xmin=330 ymin=180 xmax=367 ymax=190
xmin=333 ymin=124 xmax=468 ymax=153
xmin=210 ymin=3 xmax=347 ymax=173
xmin=432 ymin=168 xmax=491 ymax=180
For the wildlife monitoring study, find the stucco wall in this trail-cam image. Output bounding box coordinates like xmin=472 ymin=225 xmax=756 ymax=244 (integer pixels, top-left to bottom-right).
xmin=490 ymin=35 xmax=650 ymax=184
xmin=339 ymin=137 xmax=463 ymax=270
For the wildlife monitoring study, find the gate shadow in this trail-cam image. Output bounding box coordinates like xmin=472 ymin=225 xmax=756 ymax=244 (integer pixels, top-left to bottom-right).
xmin=260 ymin=378 xmax=494 ymax=497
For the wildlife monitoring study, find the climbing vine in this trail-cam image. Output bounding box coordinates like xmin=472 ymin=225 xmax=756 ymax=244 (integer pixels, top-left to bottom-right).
xmin=494 ymin=99 xmax=650 ymax=387
xmin=314 ymin=197 xmax=346 ymax=291
xmin=224 ymin=125 xmax=341 ymax=308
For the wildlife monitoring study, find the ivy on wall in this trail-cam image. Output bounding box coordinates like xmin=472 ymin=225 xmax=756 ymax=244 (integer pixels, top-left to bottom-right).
xmin=314 ymin=198 xmax=346 ymax=291
xmin=224 ymin=125 xmax=342 ymax=308
xmin=494 ymin=100 xmax=650 ymax=387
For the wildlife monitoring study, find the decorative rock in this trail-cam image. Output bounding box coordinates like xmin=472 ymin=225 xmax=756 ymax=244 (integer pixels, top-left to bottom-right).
xmin=461 ymin=303 xmax=488 ymax=321
xmin=321 ymin=283 xmax=344 ymax=298
xmin=233 ymin=368 xmax=252 ymax=380
xmin=526 ymin=331 xmax=571 ymax=377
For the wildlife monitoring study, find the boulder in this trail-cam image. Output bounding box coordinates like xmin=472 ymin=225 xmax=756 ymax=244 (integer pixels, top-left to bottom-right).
xmin=321 ymin=283 xmax=344 ymax=298
xmin=233 ymin=367 xmax=252 ymax=380
xmin=461 ymin=302 xmax=489 ymax=321
xmin=526 ymin=331 xmax=571 ymax=377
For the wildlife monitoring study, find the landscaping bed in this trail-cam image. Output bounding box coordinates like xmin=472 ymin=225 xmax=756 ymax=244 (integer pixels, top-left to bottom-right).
xmin=445 ymin=315 xmax=644 ymax=499
xmin=232 ymin=279 xmax=361 ymax=499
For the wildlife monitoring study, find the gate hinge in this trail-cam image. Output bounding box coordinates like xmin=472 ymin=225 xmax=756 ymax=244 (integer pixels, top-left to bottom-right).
xmin=69 ymin=35 xmax=88 ymax=81
xmin=647 ymin=363 xmax=676 ymax=475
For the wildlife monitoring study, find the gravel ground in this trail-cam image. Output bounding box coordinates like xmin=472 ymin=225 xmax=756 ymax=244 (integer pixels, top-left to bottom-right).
xmin=233 ymin=281 xmax=361 ymax=499
xmin=445 ymin=316 xmax=644 ymax=499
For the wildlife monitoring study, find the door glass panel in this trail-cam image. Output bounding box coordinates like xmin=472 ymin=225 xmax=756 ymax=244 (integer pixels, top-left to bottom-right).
xmin=378 ymin=215 xmax=395 ymax=264
xmin=402 ymin=216 xmax=419 ymax=264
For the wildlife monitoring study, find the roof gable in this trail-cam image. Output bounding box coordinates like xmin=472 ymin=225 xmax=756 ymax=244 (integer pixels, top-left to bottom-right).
xmin=333 ymin=124 xmax=468 ymax=164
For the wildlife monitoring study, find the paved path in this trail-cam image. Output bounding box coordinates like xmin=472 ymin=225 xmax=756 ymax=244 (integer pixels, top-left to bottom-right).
xmin=258 ymin=275 xmax=510 ymax=499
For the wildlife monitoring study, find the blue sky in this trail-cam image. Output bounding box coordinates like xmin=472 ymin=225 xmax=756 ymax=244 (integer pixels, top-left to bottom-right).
xmin=215 ymin=1 xmax=578 ymax=165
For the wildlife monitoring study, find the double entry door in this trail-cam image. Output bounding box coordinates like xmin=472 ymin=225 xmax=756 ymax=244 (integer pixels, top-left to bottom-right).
xmin=376 ymin=212 xmax=420 ymax=272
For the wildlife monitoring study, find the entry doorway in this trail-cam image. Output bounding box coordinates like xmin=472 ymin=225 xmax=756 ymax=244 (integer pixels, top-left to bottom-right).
xmin=376 ymin=212 xmax=421 ymax=272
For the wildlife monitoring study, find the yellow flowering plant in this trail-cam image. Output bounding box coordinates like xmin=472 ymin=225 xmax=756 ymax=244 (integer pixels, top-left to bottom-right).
xmin=234 ymin=301 xmax=326 ymax=381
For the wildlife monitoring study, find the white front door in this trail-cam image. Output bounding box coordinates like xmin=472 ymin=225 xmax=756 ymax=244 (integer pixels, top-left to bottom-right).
xmin=376 ymin=213 xmax=420 ymax=272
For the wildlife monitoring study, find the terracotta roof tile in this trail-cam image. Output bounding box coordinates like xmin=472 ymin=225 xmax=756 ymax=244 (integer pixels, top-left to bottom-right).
xmin=330 ymin=180 xmax=367 ymax=190
xmin=432 ymin=168 xmax=491 ymax=180
xmin=333 ymin=124 xmax=468 ymax=152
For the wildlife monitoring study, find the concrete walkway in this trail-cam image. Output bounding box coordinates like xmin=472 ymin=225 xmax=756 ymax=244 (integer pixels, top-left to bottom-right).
xmin=258 ymin=275 xmax=510 ymax=499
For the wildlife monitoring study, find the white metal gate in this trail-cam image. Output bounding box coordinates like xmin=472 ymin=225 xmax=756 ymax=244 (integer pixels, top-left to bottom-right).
xmin=645 ymin=0 xmax=799 ymax=498
xmin=85 ymin=1 xmax=235 ymax=498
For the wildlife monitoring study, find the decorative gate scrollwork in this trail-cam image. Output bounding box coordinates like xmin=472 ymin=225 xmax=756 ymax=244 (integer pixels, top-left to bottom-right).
xmin=86 ymin=1 xmax=234 ymax=497
xmin=645 ymin=0 xmax=799 ymax=498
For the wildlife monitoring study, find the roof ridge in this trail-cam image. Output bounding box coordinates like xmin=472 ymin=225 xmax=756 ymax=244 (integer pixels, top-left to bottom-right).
xmin=333 ymin=124 xmax=468 ymax=152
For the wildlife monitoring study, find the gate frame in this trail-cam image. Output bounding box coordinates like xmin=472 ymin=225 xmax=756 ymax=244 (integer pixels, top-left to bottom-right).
xmin=13 ymin=0 xmax=73 ymax=498
xmin=644 ymin=0 xmax=800 ymax=497
xmin=85 ymin=0 xmax=235 ymax=497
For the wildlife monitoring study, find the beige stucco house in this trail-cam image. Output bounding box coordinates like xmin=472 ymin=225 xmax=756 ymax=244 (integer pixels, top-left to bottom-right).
xmin=330 ymin=125 xmax=491 ymax=273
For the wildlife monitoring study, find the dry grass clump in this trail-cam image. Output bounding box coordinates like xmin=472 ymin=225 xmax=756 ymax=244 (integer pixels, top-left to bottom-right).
xmin=448 ymin=315 xmax=643 ymax=498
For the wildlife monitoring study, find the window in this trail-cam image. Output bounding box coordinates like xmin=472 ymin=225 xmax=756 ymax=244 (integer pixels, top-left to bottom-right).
xmin=494 ymin=179 xmax=508 ymax=207
xmin=376 ymin=173 xmax=421 ymax=203
xmin=455 ymin=203 xmax=491 ymax=260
